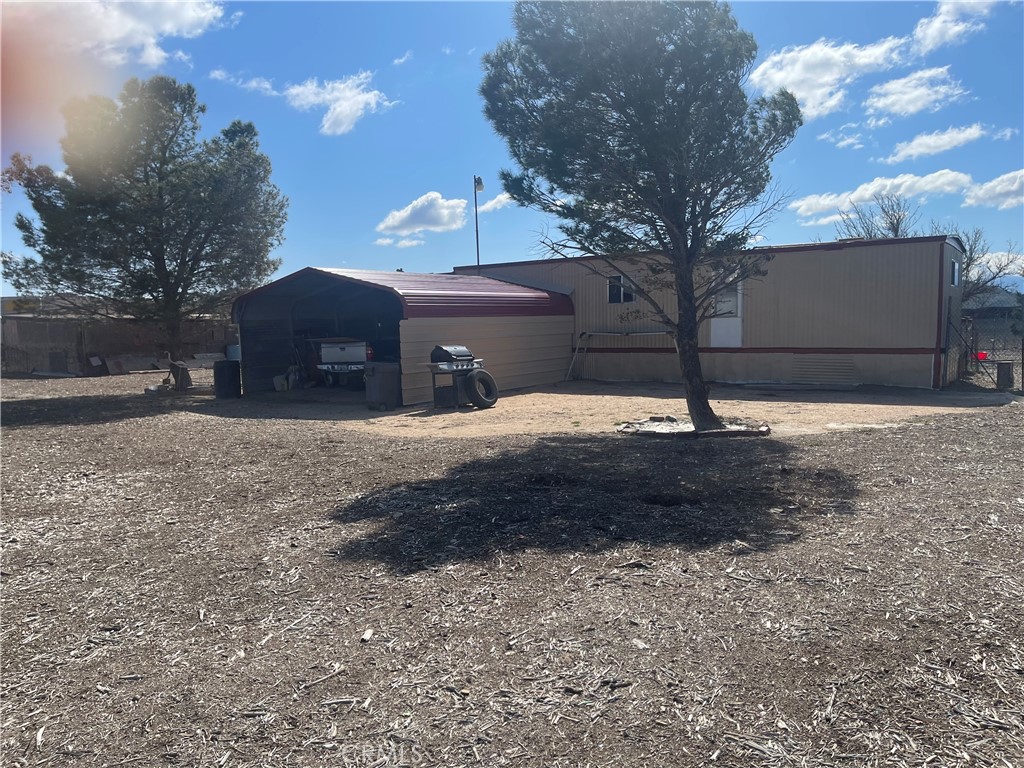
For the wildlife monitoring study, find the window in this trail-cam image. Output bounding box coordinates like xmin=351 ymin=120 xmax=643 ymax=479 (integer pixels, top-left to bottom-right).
xmin=608 ymin=275 xmax=635 ymax=304
xmin=950 ymin=259 xmax=959 ymax=287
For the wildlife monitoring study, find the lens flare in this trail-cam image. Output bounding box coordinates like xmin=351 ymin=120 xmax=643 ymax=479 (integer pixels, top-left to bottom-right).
xmin=1 ymin=3 xmax=116 ymax=156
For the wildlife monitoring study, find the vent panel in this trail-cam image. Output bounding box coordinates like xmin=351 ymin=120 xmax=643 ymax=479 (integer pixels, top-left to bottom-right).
xmin=791 ymin=355 xmax=859 ymax=385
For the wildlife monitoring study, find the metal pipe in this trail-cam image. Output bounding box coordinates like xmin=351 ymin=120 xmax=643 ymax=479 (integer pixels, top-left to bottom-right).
xmin=473 ymin=175 xmax=483 ymax=274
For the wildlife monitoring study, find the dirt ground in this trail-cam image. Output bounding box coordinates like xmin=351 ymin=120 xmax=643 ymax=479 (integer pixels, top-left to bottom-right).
xmin=355 ymin=380 xmax=1017 ymax=437
xmin=2 ymin=374 xmax=1022 ymax=767
xmin=2 ymin=371 xmax=1015 ymax=436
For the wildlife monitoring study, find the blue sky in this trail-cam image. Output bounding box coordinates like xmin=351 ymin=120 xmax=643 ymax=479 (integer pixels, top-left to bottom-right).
xmin=2 ymin=1 xmax=1022 ymax=296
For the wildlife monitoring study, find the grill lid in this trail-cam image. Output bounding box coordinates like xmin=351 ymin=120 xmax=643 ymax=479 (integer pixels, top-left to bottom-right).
xmin=430 ymin=344 xmax=474 ymax=363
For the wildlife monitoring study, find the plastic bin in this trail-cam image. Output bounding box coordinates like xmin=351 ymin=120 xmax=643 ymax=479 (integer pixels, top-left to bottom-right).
xmin=365 ymin=362 xmax=401 ymax=410
xmin=213 ymin=359 xmax=242 ymax=398
xmin=996 ymin=361 xmax=1015 ymax=390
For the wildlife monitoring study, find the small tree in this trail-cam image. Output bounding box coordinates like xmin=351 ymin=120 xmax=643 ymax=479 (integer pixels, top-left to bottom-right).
xmin=481 ymin=1 xmax=801 ymax=430
xmin=834 ymin=193 xmax=921 ymax=240
xmin=928 ymin=223 xmax=1022 ymax=304
xmin=834 ymin=194 xmax=1022 ymax=304
xmin=2 ymin=76 xmax=287 ymax=358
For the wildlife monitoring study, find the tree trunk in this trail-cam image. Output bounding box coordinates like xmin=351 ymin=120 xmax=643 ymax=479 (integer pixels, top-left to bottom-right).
xmin=675 ymin=267 xmax=725 ymax=431
xmin=164 ymin=314 xmax=184 ymax=363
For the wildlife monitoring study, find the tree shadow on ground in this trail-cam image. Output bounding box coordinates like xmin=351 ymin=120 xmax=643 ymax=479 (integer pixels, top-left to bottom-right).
xmin=328 ymin=434 xmax=859 ymax=573
xmin=0 ymin=393 xmax=221 ymax=429
xmin=0 ymin=387 xmax=382 ymax=428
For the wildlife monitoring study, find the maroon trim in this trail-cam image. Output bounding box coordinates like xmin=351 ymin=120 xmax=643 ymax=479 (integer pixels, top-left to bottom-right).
xmin=932 ymin=242 xmax=946 ymax=388
xmin=579 ymin=346 xmax=936 ymax=355
xmin=577 ymin=346 xmax=677 ymax=354
xmin=706 ymin=347 xmax=936 ymax=355
xmin=233 ymin=266 xmax=574 ymax=322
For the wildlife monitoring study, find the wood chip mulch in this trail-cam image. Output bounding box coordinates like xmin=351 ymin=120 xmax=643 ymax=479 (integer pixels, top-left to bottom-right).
xmin=2 ymin=377 xmax=1021 ymax=767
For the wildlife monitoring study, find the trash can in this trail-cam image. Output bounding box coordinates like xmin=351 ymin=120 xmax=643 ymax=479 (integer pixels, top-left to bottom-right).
xmin=213 ymin=359 xmax=242 ymax=398
xmin=995 ymin=361 xmax=1015 ymax=391
xmin=365 ymin=362 xmax=401 ymax=410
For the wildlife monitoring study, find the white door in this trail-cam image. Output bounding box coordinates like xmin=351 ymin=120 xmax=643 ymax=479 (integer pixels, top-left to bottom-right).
xmin=708 ymin=282 xmax=742 ymax=347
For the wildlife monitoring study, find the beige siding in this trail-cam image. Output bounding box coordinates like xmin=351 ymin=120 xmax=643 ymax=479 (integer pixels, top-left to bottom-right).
xmin=474 ymin=240 xmax=945 ymax=351
xmin=939 ymin=241 xmax=965 ymax=385
xmin=575 ymin=351 xmax=682 ymax=383
xmin=472 ymin=261 xmax=678 ymax=351
xmin=399 ymin=315 xmax=575 ymax=405
xmin=468 ymin=238 xmax=950 ymax=389
xmin=741 ymin=241 xmax=942 ymax=348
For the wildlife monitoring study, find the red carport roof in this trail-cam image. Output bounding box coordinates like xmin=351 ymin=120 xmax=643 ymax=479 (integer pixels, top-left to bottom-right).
xmin=235 ymin=267 xmax=573 ymax=319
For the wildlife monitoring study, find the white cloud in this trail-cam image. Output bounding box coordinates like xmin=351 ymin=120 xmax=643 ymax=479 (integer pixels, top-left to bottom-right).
xmin=800 ymin=213 xmax=847 ymax=227
xmin=211 ymin=68 xmax=394 ymax=135
xmin=139 ymin=41 xmax=168 ymax=68
xmin=976 ymin=250 xmax=1020 ymax=272
xmin=818 ymin=128 xmax=864 ymax=150
xmin=242 ymin=77 xmax=278 ymax=97
xmin=376 ymin=192 xmax=467 ymax=236
xmin=993 ymin=128 xmax=1019 ymax=142
xmin=864 ymin=66 xmax=967 ymax=117
xmin=441 ymin=46 xmax=454 ymax=55
xmin=284 ymin=73 xmax=395 ymax=135
xmin=793 ymin=167 xmax=1024 ymax=223
xmin=881 ymin=123 xmax=986 ymax=164
xmin=375 ymin=236 xmax=426 ymax=248
xmin=963 ymin=170 xmax=1024 ymax=210
xmin=752 ymin=2 xmax=1001 ymax=123
xmin=478 ymin=192 xmax=515 ymax=213
xmin=750 ymin=37 xmax=905 ymax=120
xmin=393 ymin=50 xmax=413 ymax=66
xmin=209 ymin=69 xmax=279 ymax=96
xmin=790 ymin=170 xmax=974 ymax=219
xmin=913 ymin=0 xmax=998 ymax=55
xmin=3 ymin=1 xmax=225 ymax=68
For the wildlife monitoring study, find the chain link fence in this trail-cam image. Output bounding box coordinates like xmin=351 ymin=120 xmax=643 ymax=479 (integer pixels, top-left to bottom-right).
xmin=957 ymin=317 xmax=1023 ymax=391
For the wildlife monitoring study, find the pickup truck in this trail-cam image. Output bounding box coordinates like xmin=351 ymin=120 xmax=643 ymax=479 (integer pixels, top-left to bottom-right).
xmin=314 ymin=338 xmax=374 ymax=388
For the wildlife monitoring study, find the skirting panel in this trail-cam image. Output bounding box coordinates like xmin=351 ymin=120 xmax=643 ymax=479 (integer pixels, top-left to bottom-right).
xmin=577 ymin=351 xmax=936 ymax=389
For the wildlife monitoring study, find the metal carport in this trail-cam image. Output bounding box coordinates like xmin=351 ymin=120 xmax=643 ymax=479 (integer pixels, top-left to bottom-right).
xmin=232 ymin=268 xmax=575 ymax=404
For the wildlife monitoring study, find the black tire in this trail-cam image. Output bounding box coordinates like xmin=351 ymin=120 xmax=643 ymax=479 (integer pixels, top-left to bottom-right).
xmin=465 ymin=369 xmax=499 ymax=409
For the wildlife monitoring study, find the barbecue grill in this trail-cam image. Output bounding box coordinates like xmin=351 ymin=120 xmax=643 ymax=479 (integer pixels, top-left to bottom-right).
xmin=429 ymin=344 xmax=483 ymax=372
xmin=427 ymin=344 xmax=497 ymax=409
